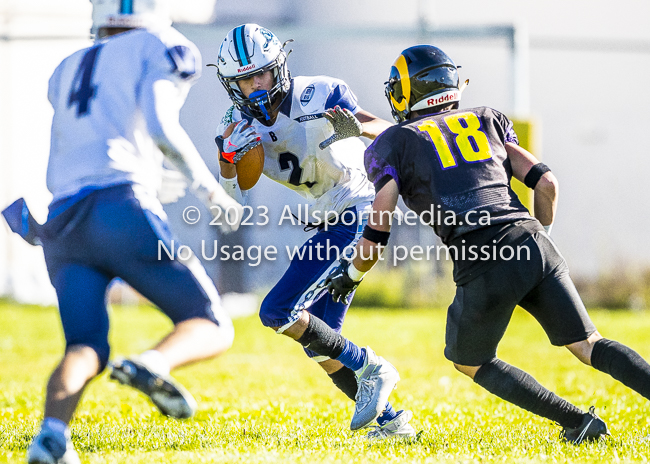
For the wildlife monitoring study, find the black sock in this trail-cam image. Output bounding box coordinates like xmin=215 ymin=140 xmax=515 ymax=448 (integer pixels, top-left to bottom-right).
xmin=328 ymin=366 xmax=358 ymax=401
xmin=473 ymin=358 xmax=584 ymax=428
xmin=591 ymin=338 xmax=650 ymax=399
xmin=296 ymin=315 xmax=347 ymax=359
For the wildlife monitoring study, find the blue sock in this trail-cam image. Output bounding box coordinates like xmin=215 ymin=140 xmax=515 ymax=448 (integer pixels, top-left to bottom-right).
xmin=377 ymin=402 xmax=398 ymax=426
xmin=335 ymin=340 xmax=366 ymax=371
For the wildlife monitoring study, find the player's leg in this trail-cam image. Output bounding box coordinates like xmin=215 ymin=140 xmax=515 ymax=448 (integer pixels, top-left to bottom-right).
xmin=306 ymin=290 xmax=413 ymax=438
xmin=28 ymin=263 xmax=112 ymax=464
xmin=260 ymin=213 xmax=399 ymax=430
xmin=120 ymin=253 xmax=234 ymax=370
xmin=98 ymin=186 xmax=235 ymax=369
xmin=275 ymin=310 xmax=398 ymax=431
xmin=519 ymin=232 xmax=650 ymax=402
xmin=446 ymin=248 xmax=603 ymax=443
xmin=96 ymin=193 xmax=233 ymax=418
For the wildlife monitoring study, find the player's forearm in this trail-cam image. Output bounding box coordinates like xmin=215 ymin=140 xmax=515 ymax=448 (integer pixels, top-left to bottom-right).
xmin=219 ymin=161 xmax=237 ymax=179
xmin=146 ymin=80 xmax=220 ymax=203
xmin=533 ymin=172 xmax=558 ymax=226
xmin=217 ymin=161 xmax=246 ymax=205
xmin=355 ymin=110 xmax=393 ymax=139
xmin=360 ymin=119 xmax=393 ymax=139
xmin=352 ymin=238 xmax=384 ymax=272
xmin=351 ymin=180 xmax=398 ymax=272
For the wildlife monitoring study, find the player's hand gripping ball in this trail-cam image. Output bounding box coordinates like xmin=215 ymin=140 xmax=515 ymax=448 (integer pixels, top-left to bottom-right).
xmin=221 ymin=120 xmax=265 ymax=190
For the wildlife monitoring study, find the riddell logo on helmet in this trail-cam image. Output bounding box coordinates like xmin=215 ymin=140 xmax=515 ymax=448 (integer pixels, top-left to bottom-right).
xmin=238 ymin=64 xmax=256 ymax=73
xmin=426 ymin=91 xmax=460 ymax=107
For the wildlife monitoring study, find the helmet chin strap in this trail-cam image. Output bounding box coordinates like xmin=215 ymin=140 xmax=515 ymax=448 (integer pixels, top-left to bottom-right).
xmin=249 ymin=90 xmax=272 ymax=121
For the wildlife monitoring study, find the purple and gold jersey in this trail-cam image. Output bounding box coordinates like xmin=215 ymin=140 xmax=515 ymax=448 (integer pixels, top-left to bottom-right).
xmin=365 ymin=106 xmax=531 ymax=245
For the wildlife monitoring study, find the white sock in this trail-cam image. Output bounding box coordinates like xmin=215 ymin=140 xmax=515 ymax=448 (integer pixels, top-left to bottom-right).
xmin=136 ymin=350 xmax=171 ymax=377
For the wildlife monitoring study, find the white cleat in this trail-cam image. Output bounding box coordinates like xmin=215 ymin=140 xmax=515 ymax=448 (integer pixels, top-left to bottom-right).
xmin=27 ymin=430 xmax=80 ymax=464
xmin=350 ymin=347 xmax=400 ymax=431
xmin=366 ymin=410 xmax=416 ymax=440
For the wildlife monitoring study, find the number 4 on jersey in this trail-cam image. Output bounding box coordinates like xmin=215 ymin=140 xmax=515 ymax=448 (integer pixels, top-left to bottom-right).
xmin=68 ymin=45 xmax=103 ymax=117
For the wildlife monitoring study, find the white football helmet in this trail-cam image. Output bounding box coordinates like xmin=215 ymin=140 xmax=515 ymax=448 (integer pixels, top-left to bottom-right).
xmin=90 ymin=0 xmax=172 ymax=35
xmin=212 ymin=24 xmax=291 ymax=122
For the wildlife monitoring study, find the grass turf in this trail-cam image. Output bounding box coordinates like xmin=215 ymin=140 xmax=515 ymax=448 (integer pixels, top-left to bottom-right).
xmin=1 ymin=303 xmax=650 ymax=463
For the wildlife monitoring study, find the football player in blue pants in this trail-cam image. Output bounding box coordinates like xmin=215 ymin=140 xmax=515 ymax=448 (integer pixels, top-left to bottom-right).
xmin=211 ymin=24 xmax=415 ymax=438
xmin=327 ymin=44 xmax=650 ymax=443
xmin=2 ymin=1 xmax=244 ymax=462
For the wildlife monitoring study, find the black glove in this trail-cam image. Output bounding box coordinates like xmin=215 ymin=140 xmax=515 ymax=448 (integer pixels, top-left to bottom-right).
xmin=325 ymin=260 xmax=362 ymax=305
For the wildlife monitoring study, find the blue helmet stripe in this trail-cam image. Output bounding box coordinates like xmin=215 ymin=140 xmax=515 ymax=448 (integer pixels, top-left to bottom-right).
xmin=120 ymin=0 xmax=134 ymax=14
xmin=234 ymin=26 xmax=250 ymax=66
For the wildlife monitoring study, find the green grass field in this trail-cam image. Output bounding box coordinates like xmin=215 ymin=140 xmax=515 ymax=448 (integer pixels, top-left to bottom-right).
xmin=2 ymin=303 xmax=650 ymax=463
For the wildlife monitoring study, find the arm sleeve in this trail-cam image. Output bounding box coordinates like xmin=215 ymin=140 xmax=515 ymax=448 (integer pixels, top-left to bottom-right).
xmin=218 ymin=175 xmax=249 ymax=205
xmin=139 ymin=38 xmax=219 ymax=206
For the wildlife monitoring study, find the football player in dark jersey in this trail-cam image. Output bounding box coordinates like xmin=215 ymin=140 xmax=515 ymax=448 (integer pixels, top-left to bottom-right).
xmin=326 ymin=44 xmax=650 ymax=443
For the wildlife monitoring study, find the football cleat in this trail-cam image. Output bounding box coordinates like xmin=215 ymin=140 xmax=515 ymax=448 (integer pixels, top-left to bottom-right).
xmin=366 ymin=410 xmax=416 ymax=441
xmin=560 ymin=406 xmax=610 ymax=445
xmin=350 ymin=347 xmax=400 ymax=431
xmin=109 ymin=358 xmax=197 ymax=419
xmin=27 ymin=430 xmax=80 ymax=464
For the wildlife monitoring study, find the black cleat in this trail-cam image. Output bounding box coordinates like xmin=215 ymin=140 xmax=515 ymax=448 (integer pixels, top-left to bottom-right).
xmin=561 ymin=406 xmax=610 ymax=445
xmin=109 ymin=358 xmax=197 ymax=419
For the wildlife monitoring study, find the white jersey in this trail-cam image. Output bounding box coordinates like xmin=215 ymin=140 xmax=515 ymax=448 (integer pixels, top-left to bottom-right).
xmin=217 ymin=76 xmax=375 ymax=217
xmin=46 ymin=27 xmax=201 ymax=209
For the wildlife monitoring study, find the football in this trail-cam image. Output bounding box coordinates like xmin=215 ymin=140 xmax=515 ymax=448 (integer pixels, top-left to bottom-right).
xmin=223 ymin=121 xmax=265 ymax=191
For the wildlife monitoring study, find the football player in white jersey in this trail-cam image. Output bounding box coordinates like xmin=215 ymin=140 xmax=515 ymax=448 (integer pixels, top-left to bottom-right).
xmin=17 ymin=1 xmax=243 ymax=463
xmin=211 ymin=24 xmax=415 ymax=439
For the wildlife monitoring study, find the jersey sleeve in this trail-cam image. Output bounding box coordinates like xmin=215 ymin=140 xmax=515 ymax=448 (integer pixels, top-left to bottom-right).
xmin=142 ymin=33 xmax=201 ymax=93
xmin=138 ymin=33 xmax=201 ymax=132
xmin=47 ymin=60 xmax=64 ymax=108
xmin=364 ymin=127 xmax=403 ymax=192
xmin=324 ymin=80 xmax=360 ymax=113
xmin=489 ymin=108 xmax=519 ymax=145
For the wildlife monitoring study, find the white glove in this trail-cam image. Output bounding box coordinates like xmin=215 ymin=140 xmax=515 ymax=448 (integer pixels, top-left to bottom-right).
xmin=158 ymin=168 xmax=187 ymax=204
xmin=208 ymin=185 xmax=244 ymax=234
xmin=319 ymin=105 xmax=363 ymax=150
xmin=220 ymin=120 xmax=261 ymax=164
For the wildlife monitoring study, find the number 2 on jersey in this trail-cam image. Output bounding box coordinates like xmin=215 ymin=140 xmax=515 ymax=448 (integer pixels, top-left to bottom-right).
xmin=417 ymin=111 xmax=492 ymax=169
xmin=279 ymin=152 xmax=316 ymax=188
xmin=68 ymin=45 xmax=103 ymax=117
